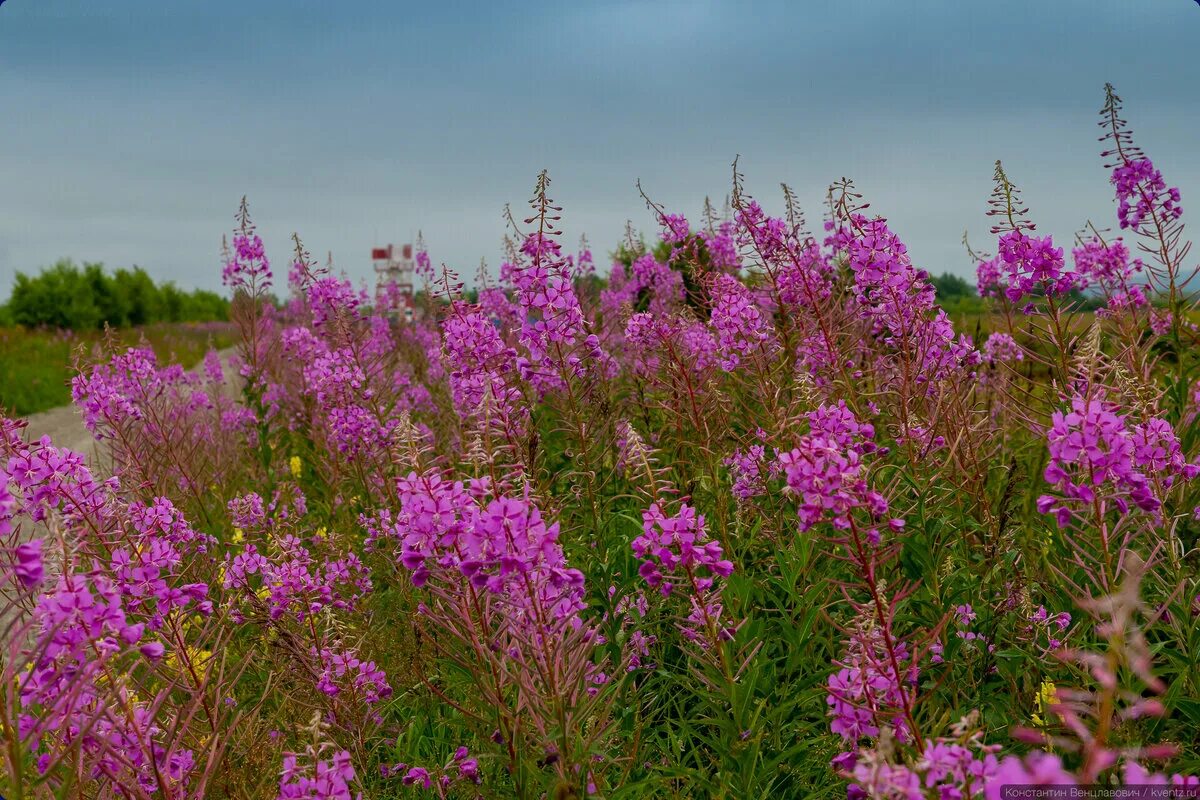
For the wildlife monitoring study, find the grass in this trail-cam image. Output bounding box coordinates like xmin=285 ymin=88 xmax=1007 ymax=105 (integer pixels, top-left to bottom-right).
xmin=0 ymin=321 xmax=237 ymax=416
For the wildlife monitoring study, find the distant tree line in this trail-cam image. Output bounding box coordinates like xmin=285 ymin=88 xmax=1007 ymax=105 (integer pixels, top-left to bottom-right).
xmin=0 ymin=260 xmax=229 ymax=329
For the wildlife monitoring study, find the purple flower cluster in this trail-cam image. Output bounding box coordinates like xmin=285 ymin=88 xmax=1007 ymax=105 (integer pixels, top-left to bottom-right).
xmin=1073 ymin=237 xmax=1148 ymax=314
xmin=19 ymin=571 xmax=191 ymax=779
xmin=223 ymin=537 xmax=370 ymax=623
xmin=976 ymin=256 xmax=1005 ymax=298
xmin=223 ymin=232 xmax=273 ymax=290
xmin=71 ymin=346 xmax=177 ymax=433
xmin=1038 ymin=396 xmax=1195 ymax=525
xmin=660 ymin=212 xmax=690 ymax=245
xmin=842 ymin=736 xmax=1000 ymax=799
xmin=1112 ymin=157 xmax=1183 ymax=232
xmin=441 ymin=303 xmax=527 ymax=429
xmin=828 ymin=214 xmax=977 ymax=387
xmin=510 ymin=232 xmax=608 ymax=395
xmin=826 ymin=627 xmax=916 ymax=744
xmin=623 ymin=312 xmax=718 ymax=377
xmin=1029 ymin=605 xmax=1072 ymax=651
xmin=278 ymin=749 xmax=360 ymax=800
xmin=839 ymin=216 xmax=936 ymax=333
xmin=386 ymin=471 xmax=587 ymax=627
xmin=777 ymin=402 xmax=896 ymax=536
xmin=633 ymin=503 xmax=735 ymax=645
xmin=708 ymin=273 xmax=777 ymax=371
xmin=724 ymin=441 xmax=768 ymax=501
xmin=701 ymin=219 xmax=741 ymax=272
xmin=307 ymin=275 xmax=367 ymax=330
xmin=981 ymin=332 xmax=1023 ymax=365
xmin=382 ymin=746 xmax=481 ymax=791
xmin=632 ymin=503 xmax=733 ymax=596
xmin=314 ymin=647 xmax=392 ymax=708
xmin=997 ymin=231 xmax=1077 ymax=304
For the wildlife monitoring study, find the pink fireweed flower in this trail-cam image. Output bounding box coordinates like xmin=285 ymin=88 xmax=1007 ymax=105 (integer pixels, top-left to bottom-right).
xmin=313 ymin=646 xmax=392 ymax=708
xmin=1131 ymin=417 xmax=1196 ymax=484
xmin=511 ymin=232 xmax=608 ymax=396
xmin=223 ymin=540 xmax=370 ymax=623
xmin=575 ymin=238 xmax=596 ymax=277
xmin=307 ymin=274 xmax=366 ymax=330
xmin=633 ymin=502 xmax=735 ymax=644
xmin=1112 ymin=157 xmax=1183 ymax=232
xmin=632 ymin=503 xmax=733 ymax=596
xmin=278 ymin=749 xmax=360 ymax=800
xmin=478 ymin=286 xmax=523 ymax=331
xmin=623 ymin=312 xmax=719 ymax=378
xmin=976 ymin=256 xmax=1005 ymax=298
xmin=736 ymin=200 xmax=792 ymax=266
xmin=700 ymin=219 xmax=741 ymax=272
xmin=1072 ymin=237 xmax=1139 ymax=289
xmin=1037 ymin=395 xmax=1192 ymax=526
xmin=997 ymin=231 xmax=1078 ymax=304
xmin=660 ymin=212 xmax=690 ymax=245
xmin=71 ymin=346 xmax=168 ymax=434
xmin=1149 ymin=310 xmax=1173 ymax=336
xmin=724 ymin=443 xmax=767 ymax=501
xmin=829 ymin=214 xmax=977 ymax=387
xmin=844 ymin=738 xmax=1000 ymax=800
xmin=228 ymin=492 xmax=268 ymax=530
xmin=17 ymin=569 xmax=195 ymax=793
xmin=981 ymin=332 xmax=1023 ymax=365
xmin=1072 ymin=237 xmax=1150 ymax=316
xmin=708 ymin=273 xmax=777 ymax=371
xmin=12 ymin=539 xmax=45 ymax=588
xmin=826 ymin=627 xmax=917 ymax=744
xmin=387 ymin=747 xmax=481 ymax=791
xmin=385 ymin=472 xmax=587 ymax=628
xmin=1040 ymin=396 xmax=1148 ymax=522
xmin=1029 ymin=605 xmax=1073 ymax=651
xmin=773 ymin=239 xmax=834 ymax=310
xmin=5 ymin=436 xmax=117 ymax=527
xmin=983 ymin=752 xmax=1075 ymax=798
xmin=415 ymin=243 xmax=434 ymax=281
xmin=777 ymin=402 xmax=893 ymax=535
xmin=441 ymin=303 xmax=527 ymax=430
xmin=837 ymin=215 xmax=936 ymax=331
xmin=223 ymin=232 xmax=273 ymax=291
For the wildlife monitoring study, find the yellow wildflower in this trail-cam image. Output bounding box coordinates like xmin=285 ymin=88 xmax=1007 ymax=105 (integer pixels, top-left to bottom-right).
xmin=315 ymin=526 xmax=328 ymax=540
xmin=231 ymin=528 xmax=244 ymax=545
xmin=165 ymin=646 xmax=213 ymax=680
xmin=289 ymin=455 xmax=303 ymax=479
xmin=1033 ymin=680 xmax=1058 ymax=726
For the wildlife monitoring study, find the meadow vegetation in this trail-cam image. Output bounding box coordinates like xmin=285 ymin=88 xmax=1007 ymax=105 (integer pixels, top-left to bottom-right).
xmin=0 ymin=323 xmax=236 ymax=416
xmin=0 ymin=261 xmax=233 ymax=416
xmin=1 ymin=84 xmax=1198 ymax=799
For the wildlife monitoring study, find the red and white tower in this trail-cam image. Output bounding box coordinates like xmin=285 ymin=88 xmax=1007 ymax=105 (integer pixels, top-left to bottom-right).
xmin=372 ymin=243 xmax=415 ymax=321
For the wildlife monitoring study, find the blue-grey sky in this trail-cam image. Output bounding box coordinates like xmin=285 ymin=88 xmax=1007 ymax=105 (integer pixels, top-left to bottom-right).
xmin=1 ymin=0 xmax=1197 ymax=296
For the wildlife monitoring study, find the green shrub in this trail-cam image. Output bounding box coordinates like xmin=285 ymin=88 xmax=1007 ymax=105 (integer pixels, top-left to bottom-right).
xmin=2 ymin=259 xmax=230 ymax=330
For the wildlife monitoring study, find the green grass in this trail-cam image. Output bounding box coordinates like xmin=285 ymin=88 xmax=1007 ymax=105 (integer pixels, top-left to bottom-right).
xmin=0 ymin=322 xmax=236 ymax=416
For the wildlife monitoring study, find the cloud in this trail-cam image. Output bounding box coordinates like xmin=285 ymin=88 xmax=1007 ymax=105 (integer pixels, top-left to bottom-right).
xmin=1 ymin=1 xmax=1196 ymax=295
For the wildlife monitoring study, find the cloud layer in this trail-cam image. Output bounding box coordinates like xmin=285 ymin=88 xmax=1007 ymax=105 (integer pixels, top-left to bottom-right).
xmin=2 ymin=0 xmax=1197 ymax=294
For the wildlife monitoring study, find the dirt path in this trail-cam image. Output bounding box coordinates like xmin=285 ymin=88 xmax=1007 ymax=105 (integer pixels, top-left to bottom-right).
xmin=22 ymin=401 xmax=99 ymax=458
xmin=19 ymin=347 xmax=240 ymax=463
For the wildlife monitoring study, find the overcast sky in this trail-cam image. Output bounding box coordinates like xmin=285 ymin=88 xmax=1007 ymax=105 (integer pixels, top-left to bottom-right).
xmin=1 ymin=0 xmax=1197 ymax=296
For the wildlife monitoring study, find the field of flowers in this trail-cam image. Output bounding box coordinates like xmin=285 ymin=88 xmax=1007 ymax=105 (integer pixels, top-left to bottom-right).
xmin=2 ymin=85 xmax=1199 ymax=799
xmin=0 ymin=322 xmax=236 ymax=417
